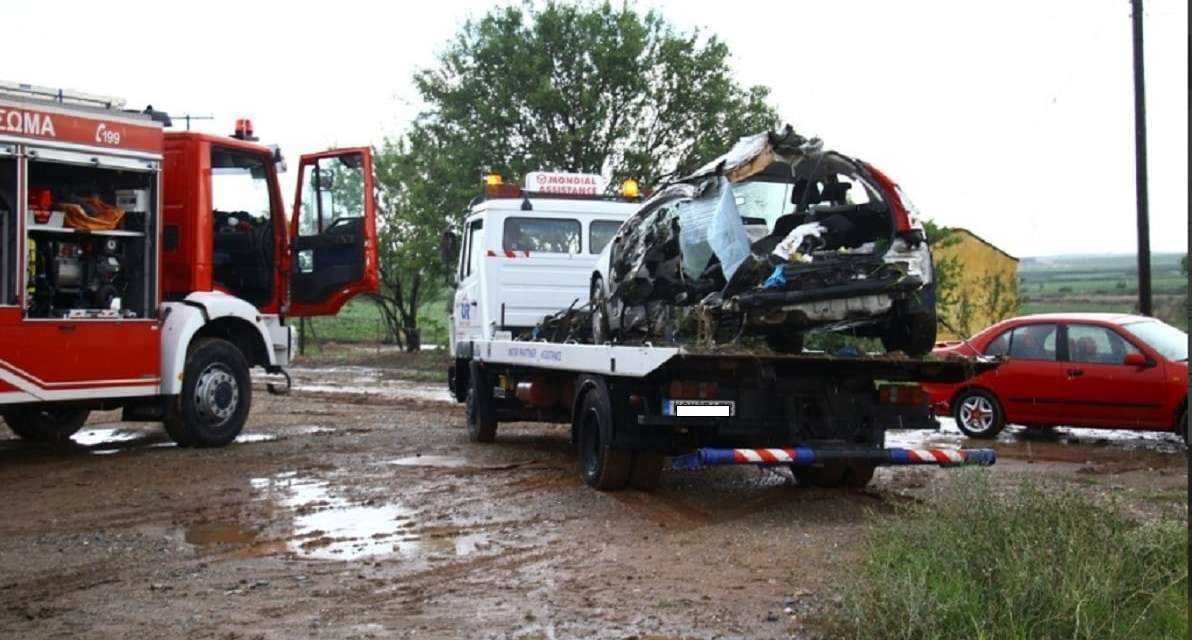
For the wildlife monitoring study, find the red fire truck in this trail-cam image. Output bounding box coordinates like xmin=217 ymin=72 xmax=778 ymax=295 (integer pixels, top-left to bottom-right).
xmin=0 ymin=82 xmax=377 ymax=446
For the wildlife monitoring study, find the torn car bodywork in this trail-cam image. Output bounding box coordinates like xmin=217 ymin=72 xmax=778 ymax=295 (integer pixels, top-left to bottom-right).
xmin=591 ymin=126 xmax=937 ymax=354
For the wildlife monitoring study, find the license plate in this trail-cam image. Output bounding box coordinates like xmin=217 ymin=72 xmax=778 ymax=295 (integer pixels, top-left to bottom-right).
xmin=667 ymin=400 xmax=735 ymax=417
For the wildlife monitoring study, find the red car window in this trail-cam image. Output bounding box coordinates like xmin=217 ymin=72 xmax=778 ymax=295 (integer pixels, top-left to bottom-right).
xmin=1067 ymin=324 xmax=1140 ymax=365
xmin=984 ymin=330 xmax=1011 ymax=356
xmin=1008 ymin=324 xmax=1058 ymax=361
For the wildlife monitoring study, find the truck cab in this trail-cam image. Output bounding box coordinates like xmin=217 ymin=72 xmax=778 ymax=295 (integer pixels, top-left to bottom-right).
xmin=447 ymin=172 xmax=640 ymax=398
xmin=0 ymin=82 xmax=377 ymax=446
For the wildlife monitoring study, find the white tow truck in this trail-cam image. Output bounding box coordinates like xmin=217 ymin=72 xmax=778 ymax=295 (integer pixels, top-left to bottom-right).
xmin=444 ymin=172 xmax=997 ymax=491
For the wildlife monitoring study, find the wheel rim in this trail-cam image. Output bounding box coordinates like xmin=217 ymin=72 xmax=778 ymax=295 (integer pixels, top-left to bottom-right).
xmin=581 ymin=408 xmax=601 ymax=478
xmin=193 ymin=363 xmax=238 ymax=427
xmin=959 ymin=396 xmax=995 ymax=433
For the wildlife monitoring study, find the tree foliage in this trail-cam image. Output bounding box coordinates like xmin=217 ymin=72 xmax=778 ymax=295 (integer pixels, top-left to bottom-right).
xmin=372 ymin=1 xmax=779 ymax=350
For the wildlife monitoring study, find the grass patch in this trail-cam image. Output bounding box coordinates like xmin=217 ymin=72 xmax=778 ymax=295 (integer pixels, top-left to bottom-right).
xmin=299 ymin=293 xmax=452 ymax=347
xmin=834 ymin=473 xmax=1188 ymax=639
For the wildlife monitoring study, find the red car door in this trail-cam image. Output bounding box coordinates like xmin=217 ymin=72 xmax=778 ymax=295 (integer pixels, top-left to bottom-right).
xmin=983 ymin=322 xmax=1069 ymax=424
xmin=1058 ymin=323 xmax=1168 ymax=427
xmin=288 ymin=148 xmax=378 ymax=317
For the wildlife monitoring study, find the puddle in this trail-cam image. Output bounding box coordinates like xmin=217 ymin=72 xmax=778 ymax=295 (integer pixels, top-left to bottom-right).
xmin=185 ymin=521 xmax=260 ymax=546
xmin=72 ymin=427 xmax=144 ymax=447
xmin=234 ymin=433 xmax=277 ymax=444
xmin=388 ymin=454 xmax=470 ymax=468
xmin=887 ymin=417 xmax=1186 ymax=467
xmin=245 ymin=472 xmax=489 ymax=561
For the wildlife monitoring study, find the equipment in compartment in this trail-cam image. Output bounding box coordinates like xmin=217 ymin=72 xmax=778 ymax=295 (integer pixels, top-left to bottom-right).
xmin=115 ymin=189 xmax=149 ymax=213
xmin=28 ymin=233 xmax=133 ymax=318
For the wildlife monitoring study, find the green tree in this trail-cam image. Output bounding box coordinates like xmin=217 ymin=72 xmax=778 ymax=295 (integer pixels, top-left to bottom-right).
xmin=368 ymin=132 xmax=464 ymax=350
xmin=376 ymin=1 xmax=779 ymax=351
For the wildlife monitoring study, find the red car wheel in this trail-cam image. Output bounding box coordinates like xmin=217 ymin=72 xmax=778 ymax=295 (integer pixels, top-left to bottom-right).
xmin=953 ymin=389 xmax=1006 ymax=439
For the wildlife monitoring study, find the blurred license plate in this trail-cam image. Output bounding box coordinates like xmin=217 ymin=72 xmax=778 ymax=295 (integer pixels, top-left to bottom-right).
xmin=668 ymin=400 xmax=735 ymax=417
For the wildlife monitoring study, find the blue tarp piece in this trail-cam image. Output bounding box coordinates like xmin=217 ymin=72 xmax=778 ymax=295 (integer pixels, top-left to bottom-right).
xmin=763 ymin=265 xmax=786 ymax=289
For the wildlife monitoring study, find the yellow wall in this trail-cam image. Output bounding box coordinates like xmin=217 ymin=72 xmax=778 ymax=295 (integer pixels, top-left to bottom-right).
xmin=933 ymin=228 xmax=1019 ymax=340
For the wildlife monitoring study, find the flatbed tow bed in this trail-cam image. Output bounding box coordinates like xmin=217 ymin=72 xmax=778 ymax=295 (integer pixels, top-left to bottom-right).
xmin=456 ymin=338 xmax=998 ymax=491
xmin=443 ymin=176 xmax=996 ymax=491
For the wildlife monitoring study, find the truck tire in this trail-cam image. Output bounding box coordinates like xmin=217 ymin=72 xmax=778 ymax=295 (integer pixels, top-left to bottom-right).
xmin=577 ymin=385 xmax=631 ymax=490
xmin=952 ymin=388 xmax=1005 ymax=439
xmin=1 ymin=407 xmax=89 ymax=443
xmin=881 ymin=310 xmax=937 ymax=357
xmin=163 ymin=338 xmax=251 ymax=447
xmin=466 ymin=361 xmax=497 ymax=443
xmin=629 ymin=452 xmax=664 ymax=491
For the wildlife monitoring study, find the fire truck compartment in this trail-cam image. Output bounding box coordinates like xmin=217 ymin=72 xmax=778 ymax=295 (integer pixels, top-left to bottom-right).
xmin=19 ymin=156 xmax=157 ymax=319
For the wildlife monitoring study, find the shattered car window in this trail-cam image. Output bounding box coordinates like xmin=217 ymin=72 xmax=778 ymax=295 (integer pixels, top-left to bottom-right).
xmin=733 ymin=180 xmax=794 ymax=230
xmin=502 ymin=217 xmax=580 ymax=254
xmin=589 ymin=220 xmax=620 ymax=254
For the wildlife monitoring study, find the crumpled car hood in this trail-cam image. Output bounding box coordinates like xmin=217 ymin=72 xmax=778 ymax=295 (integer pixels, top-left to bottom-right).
xmin=681 ymin=125 xmax=824 ymax=185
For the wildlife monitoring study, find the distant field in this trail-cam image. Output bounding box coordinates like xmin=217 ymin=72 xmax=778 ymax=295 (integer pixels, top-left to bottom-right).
xmin=1017 ymin=252 xmax=1187 ymax=330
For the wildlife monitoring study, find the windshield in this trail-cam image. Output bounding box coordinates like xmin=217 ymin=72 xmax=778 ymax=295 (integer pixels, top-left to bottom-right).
xmin=1122 ymin=320 xmax=1188 ymax=361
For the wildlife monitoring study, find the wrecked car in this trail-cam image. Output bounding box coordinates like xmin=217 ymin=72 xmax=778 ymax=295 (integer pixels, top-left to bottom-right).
xmin=589 ymin=126 xmax=937 ymax=355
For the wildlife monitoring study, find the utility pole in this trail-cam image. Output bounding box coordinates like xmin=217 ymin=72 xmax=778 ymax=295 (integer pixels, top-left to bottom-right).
xmin=1130 ymin=0 xmax=1152 ymax=316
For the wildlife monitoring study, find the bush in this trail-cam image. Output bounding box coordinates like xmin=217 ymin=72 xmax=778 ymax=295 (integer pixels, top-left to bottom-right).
xmin=836 ymin=473 xmax=1188 ymax=639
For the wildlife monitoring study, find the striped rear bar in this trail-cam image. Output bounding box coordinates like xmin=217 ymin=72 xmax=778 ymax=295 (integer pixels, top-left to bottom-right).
xmin=671 ymin=447 xmax=996 ymax=471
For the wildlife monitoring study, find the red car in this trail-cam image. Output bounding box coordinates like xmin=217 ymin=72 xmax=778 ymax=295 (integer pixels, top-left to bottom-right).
xmin=924 ymin=313 xmax=1188 ymax=440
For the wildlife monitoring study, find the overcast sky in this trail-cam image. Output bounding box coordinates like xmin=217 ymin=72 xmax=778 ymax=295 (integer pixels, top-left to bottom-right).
xmin=7 ymin=0 xmax=1187 ymax=257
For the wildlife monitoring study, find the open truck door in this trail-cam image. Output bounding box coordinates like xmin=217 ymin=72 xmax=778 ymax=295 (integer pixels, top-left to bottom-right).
xmin=288 ymin=147 xmax=378 ymax=316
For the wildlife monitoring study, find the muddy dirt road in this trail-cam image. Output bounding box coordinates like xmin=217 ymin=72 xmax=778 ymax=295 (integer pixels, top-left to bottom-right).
xmin=0 ymin=367 xmax=1185 ymax=639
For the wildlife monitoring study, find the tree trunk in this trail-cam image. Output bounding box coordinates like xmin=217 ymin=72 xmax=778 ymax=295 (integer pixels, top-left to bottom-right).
xmin=403 ymin=326 xmax=421 ymax=352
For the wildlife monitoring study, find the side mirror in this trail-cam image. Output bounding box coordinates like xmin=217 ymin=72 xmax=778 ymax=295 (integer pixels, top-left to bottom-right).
xmin=1123 ymin=352 xmax=1152 ymax=367
xmin=440 ymin=230 xmax=460 ymax=267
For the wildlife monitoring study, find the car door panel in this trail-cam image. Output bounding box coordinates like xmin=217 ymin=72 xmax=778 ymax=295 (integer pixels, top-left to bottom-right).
xmin=288 ymin=148 xmax=377 ymax=317
xmin=987 ymin=323 xmax=1068 ymax=425
xmin=1059 ymin=323 xmax=1168 ymax=427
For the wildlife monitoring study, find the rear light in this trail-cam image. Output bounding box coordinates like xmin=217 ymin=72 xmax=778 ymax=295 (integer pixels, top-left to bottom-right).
xmin=878 ymin=383 xmax=926 ymax=405
xmin=861 ymin=162 xmax=912 ymax=234
xmin=668 ymin=381 xmax=718 ymax=399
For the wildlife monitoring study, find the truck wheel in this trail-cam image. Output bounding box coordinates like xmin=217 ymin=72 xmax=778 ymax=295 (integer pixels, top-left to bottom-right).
xmin=953 ymin=388 xmax=1005 ymax=439
xmin=466 ymin=361 xmax=497 ymax=443
xmin=881 ymin=310 xmax=937 ymax=357
xmin=1178 ymin=408 xmax=1187 ymax=446
xmin=792 ymin=463 xmax=874 ymax=489
xmin=629 ymin=452 xmax=664 ymax=491
xmin=577 ymin=386 xmax=631 ymax=490
xmin=591 ymin=277 xmax=611 ymax=344
xmin=1 ymin=407 xmax=89 ymax=443
xmin=164 ymin=338 xmax=251 ymax=447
